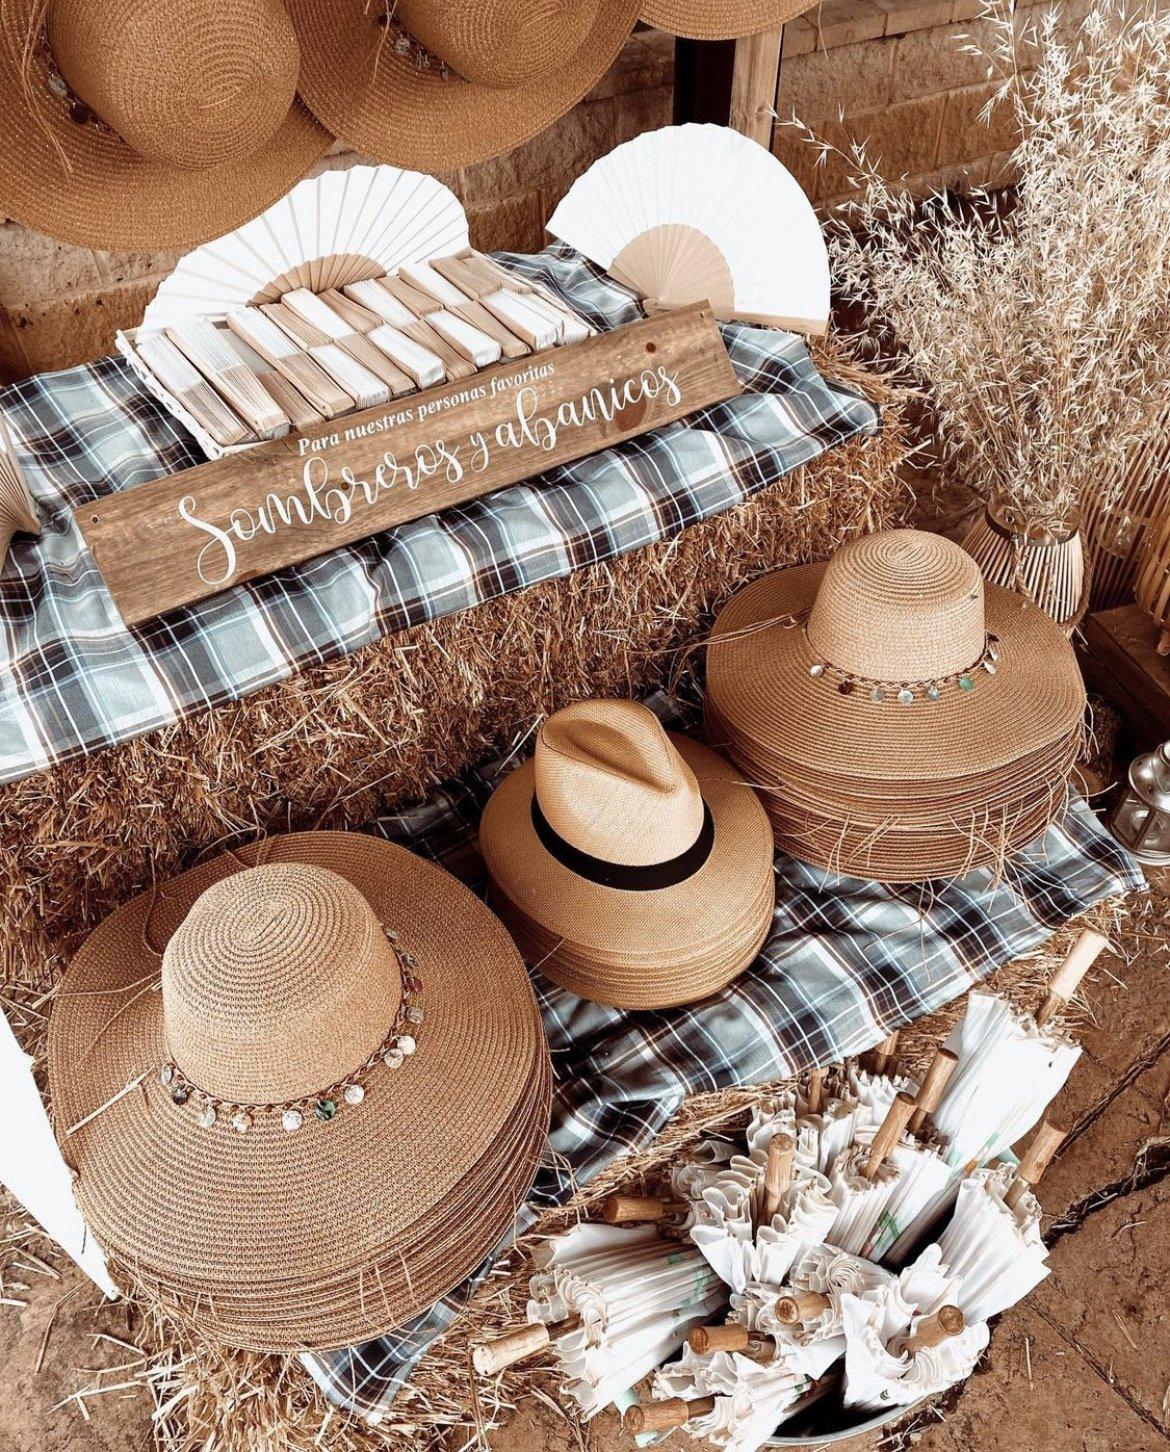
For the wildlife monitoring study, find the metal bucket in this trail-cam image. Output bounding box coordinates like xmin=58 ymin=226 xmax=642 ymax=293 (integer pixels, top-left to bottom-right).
xmin=765 ymin=1394 xmax=929 ymax=1446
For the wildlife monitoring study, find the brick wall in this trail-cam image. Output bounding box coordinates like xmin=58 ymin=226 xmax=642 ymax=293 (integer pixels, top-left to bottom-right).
xmin=770 ymin=0 xmax=1086 ymax=206
xmin=0 ymin=7 xmax=1078 ymax=381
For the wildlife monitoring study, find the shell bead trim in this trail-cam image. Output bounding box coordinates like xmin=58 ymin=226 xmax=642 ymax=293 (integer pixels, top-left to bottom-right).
xmin=159 ymin=927 xmax=424 ymax=1133
xmin=800 ymin=624 xmax=1001 ymax=704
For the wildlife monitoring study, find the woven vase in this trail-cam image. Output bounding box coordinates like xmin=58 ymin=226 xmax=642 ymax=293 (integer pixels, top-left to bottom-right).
xmin=1081 ymin=400 xmax=1170 ymax=612
xmin=1133 ymin=499 xmax=1170 ymax=655
xmin=962 ymin=498 xmax=1087 ymax=634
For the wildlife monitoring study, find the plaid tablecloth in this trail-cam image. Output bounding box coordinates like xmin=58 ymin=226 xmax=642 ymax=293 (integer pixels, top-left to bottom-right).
xmin=0 ymin=246 xmax=879 ymax=785
xmin=301 ymin=692 xmax=1143 ymax=1424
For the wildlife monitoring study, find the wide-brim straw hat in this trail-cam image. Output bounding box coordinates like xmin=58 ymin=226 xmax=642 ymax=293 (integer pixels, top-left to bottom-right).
xmin=48 ymin=831 xmax=551 ymax=1352
xmin=287 ymin=0 xmax=639 ymax=172
xmin=707 ymin=532 xmax=1085 ymax=784
xmin=641 ymin=0 xmax=814 ymax=39
xmin=479 ymin=699 xmax=776 ymax=1009
xmin=0 ymin=0 xmax=331 ymax=250
xmin=705 ymin=530 xmax=1086 ymax=882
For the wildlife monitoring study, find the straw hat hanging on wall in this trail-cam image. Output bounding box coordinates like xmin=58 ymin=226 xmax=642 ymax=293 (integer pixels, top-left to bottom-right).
xmin=0 ymin=0 xmax=331 ymax=250
xmin=641 ymin=0 xmax=814 ymax=39
xmin=47 ymin=832 xmax=551 ymax=1352
xmin=286 ymin=0 xmax=639 ymax=172
xmin=480 ymin=700 xmax=776 ymax=1009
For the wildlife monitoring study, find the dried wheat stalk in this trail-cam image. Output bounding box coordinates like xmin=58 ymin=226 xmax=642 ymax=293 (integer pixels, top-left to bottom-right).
xmin=797 ymin=0 xmax=1170 ymax=530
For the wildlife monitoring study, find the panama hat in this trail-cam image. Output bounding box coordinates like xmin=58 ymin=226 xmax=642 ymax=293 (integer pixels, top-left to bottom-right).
xmin=641 ymin=0 xmax=814 ymax=40
xmin=479 ymin=700 xmax=776 ymax=1009
xmin=286 ymin=0 xmax=639 ymax=173
xmin=0 ymin=0 xmax=331 ymax=250
xmin=47 ymin=832 xmax=551 ymax=1352
xmin=705 ymin=530 xmax=1086 ymax=883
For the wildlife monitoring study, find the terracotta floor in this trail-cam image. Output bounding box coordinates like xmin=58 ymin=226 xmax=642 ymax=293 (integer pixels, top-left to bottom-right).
xmin=2 ymin=894 xmax=1167 ymax=1452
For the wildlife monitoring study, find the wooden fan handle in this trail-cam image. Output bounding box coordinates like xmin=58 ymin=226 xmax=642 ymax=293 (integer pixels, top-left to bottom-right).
xmin=864 ymin=1092 xmax=916 ymax=1180
xmin=1036 ymin=929 xmax=1110 ymax=1026
xmin=762 ymin=1132 xmax=796 ymax=1222
xmin=625 ymin=1396 xmax=717 ymax=1432
xmin=908 ymin=1048 xmax=959 ymax=1135
xmin=687 ymin=1322 xmax=751 ymax=1354
xmin=1004 ymin=1121 xmax=1067 ymax=1210
xmin=597 ymin=1194 xmax=678 ymax=1224
xmin=776 ymin=1290 xmax=831 ymax=1324
xmin=903 ymin=1305 xmax=964 ymax=1353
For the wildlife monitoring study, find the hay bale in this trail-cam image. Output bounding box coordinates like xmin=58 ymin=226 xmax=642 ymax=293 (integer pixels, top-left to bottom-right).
xmin=1 ymin=348 xmax=910 ymax=992
xmin=0 ymin=346 xmax=912 ymax=1450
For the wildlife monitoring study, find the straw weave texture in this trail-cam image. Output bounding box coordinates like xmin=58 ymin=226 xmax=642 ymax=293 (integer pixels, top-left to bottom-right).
xmin=47 ymin=833 xmax=552 ymax=1352
xmin=480 ymin=731 xmax=776 ymax=1007
xmin=0 ymin=0 xmax=330 ymax=248
xmin=706 ymin=530 xmax=1087 ymax=881
xmin=288 ymin=0 xmax=637 ymax=171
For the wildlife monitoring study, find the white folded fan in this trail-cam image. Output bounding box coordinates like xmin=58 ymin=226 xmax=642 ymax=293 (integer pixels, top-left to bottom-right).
xmin=548 ymin=123 xmax=830 ymax=336
xmin=143 ymin=164 xmax=470 ymax=329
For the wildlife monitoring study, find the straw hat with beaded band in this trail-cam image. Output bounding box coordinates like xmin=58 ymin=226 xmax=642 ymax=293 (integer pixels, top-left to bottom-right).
xmin=640 ymin=0 xmax=814 ymax=39
xmin=704 ymin=530 xmax=1087 ymax=883
xmin=479 ymin=699 xmax=775 ymax=1010
xmin=286 ymin=0 xmax=639 ymax=173
xmin=0 ymin=0 xmax=331 ymax=250
xmin=47 ymin=832 xmax=551 ymax=1353
xmin=707 ymin=531 xmax=1085 ymax=783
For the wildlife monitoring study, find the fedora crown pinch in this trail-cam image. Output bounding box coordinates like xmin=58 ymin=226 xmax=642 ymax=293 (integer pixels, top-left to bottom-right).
xmin=536 ymin=699 xmax=707 ymax=869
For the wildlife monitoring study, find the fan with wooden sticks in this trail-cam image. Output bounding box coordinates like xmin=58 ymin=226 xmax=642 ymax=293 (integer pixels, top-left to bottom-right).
xmin=548 ymin=124 xmax=830 ymax=335
xmin=142 ymin=165 xmax=470 ymax=329
xmin=0 ymin=413 xmax=39 ymax=570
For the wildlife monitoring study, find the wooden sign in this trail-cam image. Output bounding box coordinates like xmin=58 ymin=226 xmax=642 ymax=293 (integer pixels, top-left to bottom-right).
xmin=78 ymin=305 xmax=740 ymax=626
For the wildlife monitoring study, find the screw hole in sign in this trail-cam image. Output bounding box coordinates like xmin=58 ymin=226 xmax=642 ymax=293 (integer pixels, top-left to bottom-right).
xmin=645 ymin=342 xmax=657 ymax=354
xmin=91 ymin=514 xmax=100 ymax=524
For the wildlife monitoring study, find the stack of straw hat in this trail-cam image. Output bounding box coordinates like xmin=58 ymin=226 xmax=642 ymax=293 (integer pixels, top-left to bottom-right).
xmin=705 ymin=530 xmax=1086 ymax=883
xmin=48 ymin=832 xmax=551 ymax=1352
xmin=479 ymin=699 xmax=776 ymax=1009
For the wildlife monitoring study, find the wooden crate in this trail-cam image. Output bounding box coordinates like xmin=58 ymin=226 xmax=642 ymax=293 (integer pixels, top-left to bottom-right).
xmin=1081 ymin=604 xmax=1170 ymax=750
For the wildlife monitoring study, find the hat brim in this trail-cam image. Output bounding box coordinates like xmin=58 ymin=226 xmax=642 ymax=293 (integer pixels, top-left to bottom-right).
xmin=0 ymin=20 xmax=332 ymax=253
xmin=640 ymin=1 xmax=813 ymax=39
xmin=287 ymin=0 xmax=639 ymax=172
xmin=47 ymin=831 xmax=551 ymax=1352
xmin=706 ymin=565 xmax=1086 ymax=784
xmin=479 ymin=734 xmax=776 ymax=1007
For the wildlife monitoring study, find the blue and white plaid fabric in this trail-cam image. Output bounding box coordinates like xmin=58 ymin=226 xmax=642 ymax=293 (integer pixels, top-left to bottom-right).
xmin=0 ymin=246 xmax=879 ymax=785
xmin=300 ymin=692 xmax=1143 ymax=1424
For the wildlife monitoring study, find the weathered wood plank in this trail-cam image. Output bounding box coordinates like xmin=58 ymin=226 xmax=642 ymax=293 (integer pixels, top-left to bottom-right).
xmin=78 ymin=305 xmax=740 ymax=626
xmin=730 ymin=28 xmax=784 ymax=148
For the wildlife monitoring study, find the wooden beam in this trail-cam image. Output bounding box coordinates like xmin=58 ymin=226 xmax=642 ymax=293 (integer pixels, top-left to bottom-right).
xmin=729 ymin=27 xmax=785 ymax=148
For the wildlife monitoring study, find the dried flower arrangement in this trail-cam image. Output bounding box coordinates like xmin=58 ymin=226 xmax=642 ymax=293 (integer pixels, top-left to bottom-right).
xmin=798 ymin=0 xmax=1170 ymax=624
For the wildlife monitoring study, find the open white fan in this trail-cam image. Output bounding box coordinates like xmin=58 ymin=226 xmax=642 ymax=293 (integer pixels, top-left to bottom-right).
xmin=0 ymin=412 xmax=40 ymax=570
xmin=143 ymin=165 xmax=470 ymax=329
xmin=548 ymin=124 xmax=830 ymax=336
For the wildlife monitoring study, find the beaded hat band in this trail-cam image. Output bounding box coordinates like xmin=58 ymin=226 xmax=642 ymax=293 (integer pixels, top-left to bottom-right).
xmin=160 ymin=926 xmax=425 ymax=1134
xmin=801 ymin=618 xmax=1002 ymax=703
xmin=46 ymin=831 xmax=552 ymax=1353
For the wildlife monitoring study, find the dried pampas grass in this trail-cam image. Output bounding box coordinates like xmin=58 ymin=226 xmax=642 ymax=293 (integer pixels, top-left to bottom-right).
xmin=801 ymin=0 xmax=1170 ymax=531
